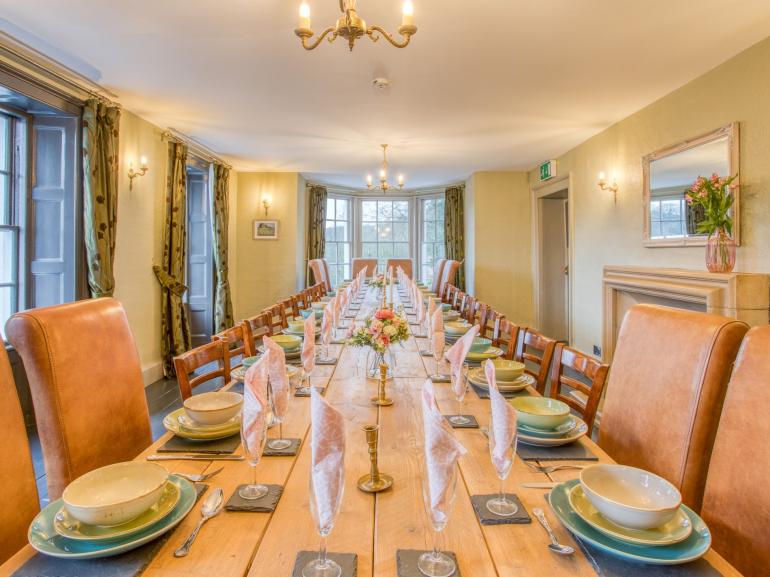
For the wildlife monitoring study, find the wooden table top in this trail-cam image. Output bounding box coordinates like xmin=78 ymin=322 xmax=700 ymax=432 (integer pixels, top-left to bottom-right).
xmin=1 ymin=290 xmax=741 ymax=577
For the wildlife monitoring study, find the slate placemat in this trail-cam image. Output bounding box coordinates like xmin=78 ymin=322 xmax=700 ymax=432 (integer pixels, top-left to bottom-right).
xmin=470 ymin=493 xmax=531 ymax=525
xmin=517 ymin=441 xmax=598 ymax=461
xmin=263 ymin=438 xmax=301 ymax=456
xmin=430 ymin=374 xmax=450 ymax=383
xmin=292 ymin=552 xmax=357 ymax=577
xmin=396 ymin=549 xmax=461 ymax=577
xmin=225 ymin=484 xmax=283 ymax=512
xmin=444 ymin=415 xmax=480 ymax=429
xmin=295 ymin=386 xmax=324 ymax=397
xmin=158 ymin=433 xmax=241 ymax=454
xmin=12 ymin=484 xmax=208 ymax=577
xmin=420 ymin=350 xmax=435 ymax=357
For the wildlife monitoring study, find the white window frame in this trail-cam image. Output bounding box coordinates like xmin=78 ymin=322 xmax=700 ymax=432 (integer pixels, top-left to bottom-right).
xmin=650 ymin=195 xmax=687 ymax=240
xmin=324 ymin=195 xmax=353 ymax=287
xmin=355 ymin=196 xmax=416 ymax=276
xmin=416 ymin=193 xmax=446 ymax=285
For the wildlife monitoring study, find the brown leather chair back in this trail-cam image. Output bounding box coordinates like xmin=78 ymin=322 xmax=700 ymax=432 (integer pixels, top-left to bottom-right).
xmin=0 ymin=348 xmax=38 ymax=563
xmin=242 ymin=313 xmax=270 ymax=357
xmin=430 ymin=259 xmax=447 ymax=294
xmin=173 ymin=340 xmax=231 ymax=400
xmin=308 ymin=259 xmax=332 ymax=292
xmin=386 ymin=258 xmax=413 ymax=279
xmin=438 ymin=260 xmax=461 ymax=298
xmin=549 ymin=344 xmax=609 ymax=436
xmin=701 ymin=325 xmax=770 ymax=576
xmin=515 ymin=328 xmax=557 ymax=395
xmin=599 ymin=304 xmax=748 ymax=510
xmin=352 ymin=258 xmax=377 ymax=278
xmin=6 ymin=298 xmax=152 ymax=500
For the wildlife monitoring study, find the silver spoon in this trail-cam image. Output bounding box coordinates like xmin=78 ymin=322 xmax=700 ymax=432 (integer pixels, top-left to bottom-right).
xmin=173 ymin=467 xmax=224 ymax=483
xmin=532 ymin=507 xmax=574 ymax=556
xmin=174 ymin=488 xmax=224 ymax=557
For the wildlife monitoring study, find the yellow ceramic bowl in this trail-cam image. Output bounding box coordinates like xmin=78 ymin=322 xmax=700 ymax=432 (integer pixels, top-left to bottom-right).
xmin=183 ymin=391 xmax=243 ymax=426
xmin=445 ymin=321 xmax=471 ymax=335
xmin=272 ymin=334 xmax=302 ymax=350
xmin=288 ymin=319 xmax=305 ymax=332
xmin=492 ymin=359 xmax=525 ymax=381
xmin=63 ymin=462 xmax=169 ymax=526
xmin=510 ymin=396 xmax=570 ymax=430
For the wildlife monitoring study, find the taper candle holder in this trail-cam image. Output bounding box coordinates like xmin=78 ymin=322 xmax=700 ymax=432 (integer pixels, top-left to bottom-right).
xmin=357 ymin=424 xmax=393 ymax=493
xmin=371 ymin=362 xmax=394 ymax=406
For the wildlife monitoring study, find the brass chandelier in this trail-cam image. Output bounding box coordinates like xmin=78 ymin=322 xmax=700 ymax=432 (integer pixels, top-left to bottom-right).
xmin=366 ymin=144 xmax=404 ymax=192
xmin=296 ymin=0 xmax=418 ymax=51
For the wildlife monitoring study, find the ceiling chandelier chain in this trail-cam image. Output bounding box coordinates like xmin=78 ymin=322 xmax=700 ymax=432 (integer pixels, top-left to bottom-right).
xmin=296 ymin=1 xmax=417 ymax=52
xmin=367 ymin=144 xmax=404 ymax=192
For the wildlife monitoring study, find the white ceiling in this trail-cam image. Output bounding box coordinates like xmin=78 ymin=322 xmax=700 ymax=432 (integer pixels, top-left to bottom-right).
xmin=1 ymin=0 xmax=769 ymax=189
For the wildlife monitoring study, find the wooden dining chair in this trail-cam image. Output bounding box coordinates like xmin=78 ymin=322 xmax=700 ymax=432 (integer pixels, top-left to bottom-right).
xmin=430 ymin=258 xmax=447 ymax=295
xmin=0 ymin=347 xmax=39 ymax=564
xmin=262 ymin=303 xmax=288 ymax=335
xmin=242 ymin=313 xmax=270 ymax=357
xmin=701 ymin=325 xmax=770 ymax=576
xmin=452 ymin=290 xmax=466 ymax=312
xmin=515 ymin=328 xmax=557 ymax=395
xmin=173 ymin=340 xmax=232 ymax=401
xmin=5 ymin=298 xmax=152 ymax=500
xmin=549 ymin=343 xmax=609 ymax=436
xmin=308 ymin=258 xmax=332 ymax=293
xmin=294 ymin=291 xmax=310 ymax=312
xmin=442 ymin=283 xmax=458 ymax=305
xmin=281 ymin=296 xmax=299 ymax=320
xmin=492 ymin=318 xmax=521 ymax=360
xmin=478 ymin=303 xmax=503 ymax=339
xmin=352 ymin=258 xmax=377 ymax=278
xmin=461 ymin=294 xmax=477 ymax=323
xmin=438 ymin=259 xmax=461 ymax=299
xmin=212 ymin=324 xmax=248 ymax=368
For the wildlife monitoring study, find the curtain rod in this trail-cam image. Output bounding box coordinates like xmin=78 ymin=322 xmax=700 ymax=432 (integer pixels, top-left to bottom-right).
xmin=309 ymin=182 xmax=464 ymax=196
xmin=0 ymin=31 xmax=119 ymax=105
xmin=163 ymin=128 xmax=232 ymax=169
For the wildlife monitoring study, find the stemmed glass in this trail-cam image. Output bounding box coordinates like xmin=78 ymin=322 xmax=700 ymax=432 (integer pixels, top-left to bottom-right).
xmin=304 ymin=470 xmax=345 ymax=577
xmin=419 ymin=464 xmax=458 ymax=577
xmin=239 ymin=405 xmax=269 ymax=500
xmin=486 ymin=415 xmax=518 ymax=517
xmin=266 ymin=375 xmax=292 ymax=451
xmin=430 ymin=337 xmax=444 ymax=381
xmin=448 ymin=363 xmax=471 ymax=426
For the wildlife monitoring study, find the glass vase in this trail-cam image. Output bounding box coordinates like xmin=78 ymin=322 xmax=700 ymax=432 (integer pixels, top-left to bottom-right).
xmin=365 ymin=347 xmax=395 ymax=379
xmin=705 ymin=228 xmax=736 ymax=273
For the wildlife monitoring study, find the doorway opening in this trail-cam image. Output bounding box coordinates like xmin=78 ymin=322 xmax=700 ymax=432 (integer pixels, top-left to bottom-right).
xmin=185 ymin=164 xmax=213 ymax=347
xmin=533 ymin=179 xmax=571 ymax=344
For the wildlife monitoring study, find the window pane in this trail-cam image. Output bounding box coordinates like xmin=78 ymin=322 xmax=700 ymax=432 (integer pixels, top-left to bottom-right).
xmin=0 ymin=116 xmax=8 ymax=172
xmin=0 ymin=228 xmax=15 ymax=283
xmin=362 ymin=243 xmax=378 ymax=258
xmin=423 ymin=199 xmax=434 ymax=222
xmin=650 ymin=201 xmax=660 ymax=221
xmin=378 ymin=244 xmax=394 ymax=259
xmin=392 ymin=222 xmax=408 ymax=242
xmin=651 ymin=221 xmax=662 ymax=238
xmin=661 ymin=221 xmax=683 ymax=237
xmin=377 ymin=224 xmax=392 ymax=241
xmin=325 ymin=242 xmax=336 ymax=264
xmin=337 ymin=243 xmax=346 ymax=267
xmin=362 ymin=201 xmax=377 ymax=221
xmin=325 ymin=220 xmax=336 ymax=242
xmin=326 ymin=198 xmax=335 ymax=218
xmin=424 ymin=222 xmax=435 ymax=243
xmin=377 ymin=201 xmax=392 ymax=221
xmin=339 ymin=221 xmax=350 ymax=242
xmin=336 ymin=199 xmax=348 ymax=221
xmin=435 ymin=244 xmax=445 ymax=259
xmin=661 ymin=200 xmax=681 ymax=221
xmin=0 ymin=173 xmax=8 ymax=225
xmin=362 ymin=223 xmax=377 ymax=242
xmin=392 ymin=201 xmax=408 ymax=221
xmin=435 ymin=222 xmax=445 ymax=242
xmin=0 ymin=286 xmax=12 ymax=340
xmin=435 ymin=197 xmax=445 ymax=218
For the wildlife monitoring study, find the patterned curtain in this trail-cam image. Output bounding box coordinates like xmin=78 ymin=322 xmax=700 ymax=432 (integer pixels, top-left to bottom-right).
xmin=306 ymin=184 xmax=327 ymax=285
xmin=82 ymin=99 xmax=120 ymax=298
xmin=444 ymin=185 xmax=466 ymax=290
xmin=153 ymin=142 xmax=192 ymax=377
xmin=211 ymin=163 xmax=234 ymax=333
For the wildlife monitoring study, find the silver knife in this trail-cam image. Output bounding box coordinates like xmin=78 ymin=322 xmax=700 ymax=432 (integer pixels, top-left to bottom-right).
xmin=520 ymin=482 xmax=558 ymax=489
xmin=147 ymin=454 xmax=244 ymax=461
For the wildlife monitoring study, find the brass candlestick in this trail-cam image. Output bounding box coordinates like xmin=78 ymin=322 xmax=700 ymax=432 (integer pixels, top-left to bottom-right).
xmin=357 ymin=424 xmax=393 ymax=493
xmin=371 ymin=362 xmax=393 ymax=406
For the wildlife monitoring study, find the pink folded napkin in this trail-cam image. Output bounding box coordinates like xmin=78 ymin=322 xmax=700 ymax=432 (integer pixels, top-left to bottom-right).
xmin=263 ymin=336 xmax=289 ymax=419
xmin=302 ymin=313 xmax=316 ymax=375
xmin=445 ymin=325 xmax=480 ymax=396
xmin=310 ymin=388 xmax=346 ymax=531
xmin=431 ymin=306 xmax=444 ymax=354
xmin=484 ymin=360 xmax=517 ymax=475
xmin=427 ymin=298 xmax=437 ymax=337
xmin=321 ymin=303 xmax=334 ymax=347
xmin=421 ymin=379 xmax=467 ymax=527
xmin=415 ymin=286 xmax=425 ymax=323
xmin=243 ymin=354 xmax=270 ymax=459
xmin=331 ymin=295 xmax=341 ymax=327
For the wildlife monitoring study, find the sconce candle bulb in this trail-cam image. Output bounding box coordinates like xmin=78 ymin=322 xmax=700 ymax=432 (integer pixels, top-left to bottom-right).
xmin=127 ymin=156 xmax=149 ymax=191
xmin=597 ymin=171 xmax=619 ymax=202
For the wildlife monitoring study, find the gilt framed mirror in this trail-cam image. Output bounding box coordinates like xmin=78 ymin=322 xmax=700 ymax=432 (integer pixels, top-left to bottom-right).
xmin=642 ymin=122 xmax=740 ymax=247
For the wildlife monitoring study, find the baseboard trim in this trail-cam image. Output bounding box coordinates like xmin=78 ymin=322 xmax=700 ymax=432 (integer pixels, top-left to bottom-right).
xmin=141 ymin=362 xmax=164 ymax=387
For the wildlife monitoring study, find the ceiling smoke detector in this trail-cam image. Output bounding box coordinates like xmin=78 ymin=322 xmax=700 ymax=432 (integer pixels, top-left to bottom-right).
xmin=372 ymin=77 xmax=390 ymax=91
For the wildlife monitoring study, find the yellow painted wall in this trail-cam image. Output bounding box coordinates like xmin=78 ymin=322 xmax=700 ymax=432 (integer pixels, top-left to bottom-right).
xmin=526 ymin=35 xmax=770 ymax=356
xmin=114 ymin=110 xmax=238 ymax=383
xmin=469 ymin=172 xmax=535 ymax=326
xmin=235 ymin=172 xmax=302 ymax=320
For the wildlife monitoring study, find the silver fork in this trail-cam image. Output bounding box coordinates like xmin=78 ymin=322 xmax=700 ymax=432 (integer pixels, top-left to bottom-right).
xmin=524 ymin=462 xmax=587 ymax=474
xmin=173 ymin=467 xmax=224 ymax=483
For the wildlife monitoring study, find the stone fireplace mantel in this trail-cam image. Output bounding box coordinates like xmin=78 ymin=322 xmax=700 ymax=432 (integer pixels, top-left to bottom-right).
xmin=602 ymin=266 xmax=769 ymax=361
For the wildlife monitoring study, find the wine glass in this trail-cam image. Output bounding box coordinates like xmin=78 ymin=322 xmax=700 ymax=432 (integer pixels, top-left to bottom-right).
xmin=430 ymin=337 xmax=445 ymax=381
xmin=267 ymin=374 xmax=292 ymax=451
xmin=419 ymin=463 xmax=458 ymax=577
xmin=486 ymin=416 xmax=518 ymax=517
xmin=448 ymin=363 xmax=471 ymax=426
xmin=239 ymin=407 xmax=269 ymax=500
xmin=304 ymin=471 xmax=345 ymax=577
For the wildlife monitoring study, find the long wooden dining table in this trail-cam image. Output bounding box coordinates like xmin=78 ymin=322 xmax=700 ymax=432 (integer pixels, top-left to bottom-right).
xmin=1 ymin=288 xmax=742 ymax=577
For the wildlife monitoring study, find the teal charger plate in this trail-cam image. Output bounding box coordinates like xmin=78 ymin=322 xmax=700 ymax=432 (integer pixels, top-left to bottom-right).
xmin=29 ymin=475 xmax=196 ymax=559
xmin=548 ymin=479 xmax=711 ymax=565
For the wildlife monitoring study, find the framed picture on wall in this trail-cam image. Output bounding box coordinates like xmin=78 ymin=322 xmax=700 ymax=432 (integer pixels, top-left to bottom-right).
xmin=253 ymin=219 xmax=279 ymax=240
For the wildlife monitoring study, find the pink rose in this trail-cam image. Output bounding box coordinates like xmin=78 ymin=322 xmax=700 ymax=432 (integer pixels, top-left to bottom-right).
xmin=375 ymin=309 xmax=394 ymax=321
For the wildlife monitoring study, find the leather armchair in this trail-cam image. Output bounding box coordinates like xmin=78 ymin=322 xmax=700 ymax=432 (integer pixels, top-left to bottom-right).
xmin=6 ymin=298 xmax=152 ymax=500
xmin=598 ymin=304 xmax=748 ymax=510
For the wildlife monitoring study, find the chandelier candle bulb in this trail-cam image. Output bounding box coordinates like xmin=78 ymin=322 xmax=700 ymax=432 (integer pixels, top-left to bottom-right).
xmin=299 ymin=3 xmax=310 ymax=29
xmin=402 ymin=1 xmax=414 ymax=27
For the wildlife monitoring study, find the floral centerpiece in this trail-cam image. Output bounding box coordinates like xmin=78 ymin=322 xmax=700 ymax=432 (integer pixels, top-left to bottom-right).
xmin=348 ymin=308 xmax=410 ymax=378
xmin=685 ymin=172 xmax=738 ymax=273
xmin=369 ymin=274 xmax=386 ymax=289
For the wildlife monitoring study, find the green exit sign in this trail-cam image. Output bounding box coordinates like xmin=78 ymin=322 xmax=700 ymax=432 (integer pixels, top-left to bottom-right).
xmin=539 ymin=160 xmax=556 ymax=181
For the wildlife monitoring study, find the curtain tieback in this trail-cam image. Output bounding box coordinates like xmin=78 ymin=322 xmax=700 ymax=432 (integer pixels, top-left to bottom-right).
xmin=152 ymin=265 xmax=188 ymax=297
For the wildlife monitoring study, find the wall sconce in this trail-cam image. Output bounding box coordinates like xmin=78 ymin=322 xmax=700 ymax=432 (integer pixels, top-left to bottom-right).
xmin=261 ymin=193 xmax=272 ymax=217
xmin=597 ymin=171 xmax=619 ymax=202
xmin=128 ymin=156 xmax=149 ymax=191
